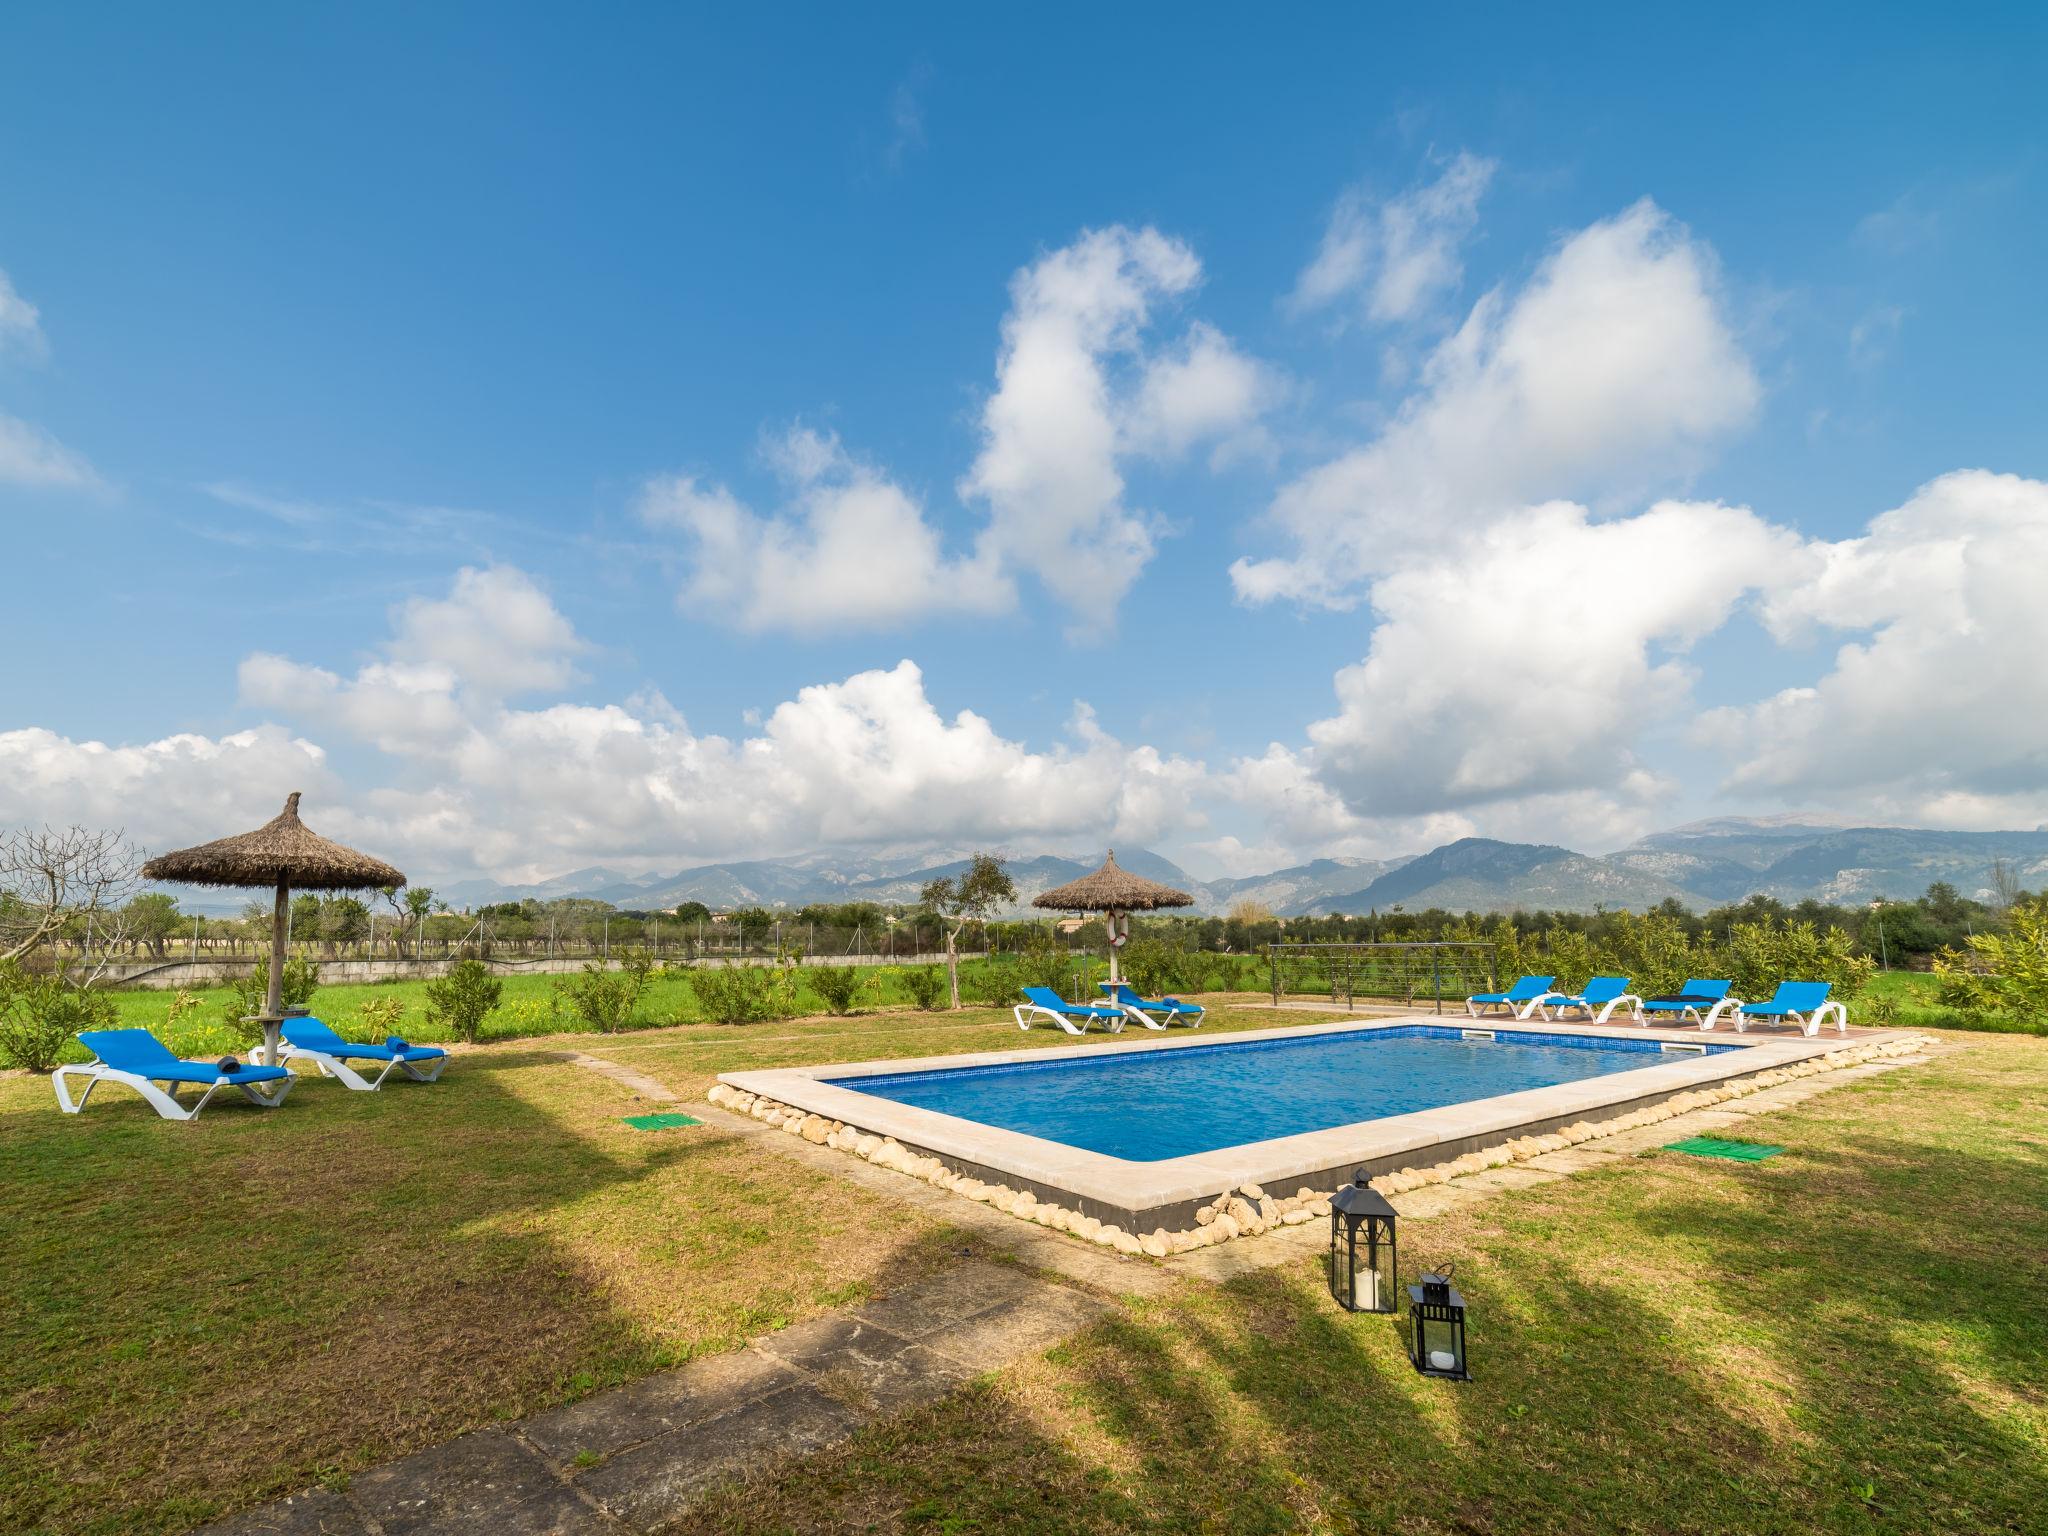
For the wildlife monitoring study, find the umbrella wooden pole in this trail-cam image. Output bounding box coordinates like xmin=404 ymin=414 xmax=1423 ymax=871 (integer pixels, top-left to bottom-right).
xmin=263 ymin=879 xmax=288 ymax=1066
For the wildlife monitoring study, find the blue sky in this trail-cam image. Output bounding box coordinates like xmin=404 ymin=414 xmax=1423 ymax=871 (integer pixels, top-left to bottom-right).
xmin=3 ymin=4 xmax=2044 ymax=884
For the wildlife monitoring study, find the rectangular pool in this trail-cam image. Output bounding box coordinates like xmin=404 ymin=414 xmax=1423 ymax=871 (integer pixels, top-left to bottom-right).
xmin=826 ymin=1025 xmax=1735 ymax=1162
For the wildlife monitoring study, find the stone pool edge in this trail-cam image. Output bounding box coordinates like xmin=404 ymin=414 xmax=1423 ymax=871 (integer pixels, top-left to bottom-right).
xmin=716 ymin=1016 xmax=1926 ymax=1245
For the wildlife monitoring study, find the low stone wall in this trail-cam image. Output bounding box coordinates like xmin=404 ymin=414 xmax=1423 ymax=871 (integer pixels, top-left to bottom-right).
xmin=706 ymin=1033 xmax=1932 ymax=1260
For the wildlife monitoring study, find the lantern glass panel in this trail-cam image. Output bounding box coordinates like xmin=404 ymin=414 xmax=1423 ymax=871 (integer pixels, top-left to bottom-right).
xmin=1407 ymin=1277 xmax=1470 ymax=1380
xmin=1327 ymin=1179 xmax=1397 ymax=1313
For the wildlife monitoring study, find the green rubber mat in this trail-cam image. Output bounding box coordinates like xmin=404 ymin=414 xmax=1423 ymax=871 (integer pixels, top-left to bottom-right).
xmin=1665 ymin=1136 xmax=1782 ymax=1161
xmin=623 ymin=1111 xmax=701 ymax=1131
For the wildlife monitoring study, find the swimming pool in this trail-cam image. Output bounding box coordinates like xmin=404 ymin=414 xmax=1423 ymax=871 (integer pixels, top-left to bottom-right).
xmin=721 ymin=1014 xmax=1836 ymax=1235
xmin=827 ymin=1025 xmax=1735 ymax=1161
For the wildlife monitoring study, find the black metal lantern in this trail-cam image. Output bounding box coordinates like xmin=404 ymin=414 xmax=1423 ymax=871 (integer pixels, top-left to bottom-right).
xmin=1328 ymin=1174 xmax=1397 ymax=1313
xmin=1407 ymin=1265 xmax=1471 ymax=1380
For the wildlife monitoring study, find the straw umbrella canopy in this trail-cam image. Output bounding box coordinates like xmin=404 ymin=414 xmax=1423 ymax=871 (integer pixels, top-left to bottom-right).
xmin=142 ymin=792 xmax=405 ymax=1064
xmin=1033 ymin=850 xmax=1192 ymax=992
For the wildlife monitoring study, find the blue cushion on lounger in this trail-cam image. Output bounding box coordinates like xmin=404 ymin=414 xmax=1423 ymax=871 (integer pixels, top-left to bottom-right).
xmin=77 ymin=1029 xmax=291 ymax=1086
xmin=283 ymin=1017 xmax=447 ymax=1063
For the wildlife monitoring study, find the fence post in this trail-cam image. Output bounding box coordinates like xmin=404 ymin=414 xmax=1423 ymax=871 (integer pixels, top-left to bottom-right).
xmin=1431 ymin=945 xmax=1442 ymax=1015
xmin=1269 ymin=945 xmax=1279 ymax=1007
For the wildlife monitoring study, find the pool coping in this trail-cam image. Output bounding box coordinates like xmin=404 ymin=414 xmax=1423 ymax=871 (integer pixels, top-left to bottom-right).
xmin=719 ymin=1014 xmax=1906 ymax=1231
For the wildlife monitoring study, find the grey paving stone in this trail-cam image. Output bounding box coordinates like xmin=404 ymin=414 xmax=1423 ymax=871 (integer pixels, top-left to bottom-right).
xmin=751 ymin=1313 xmax=915 ymax=1374
xmin=919 ymin=1285 xmax=1110 ymax=1373
xmin=576 ymin=1385 xmax=859 ymax=1527
xmin=851 ymin=1259 xmax=1041 ymax=1339
xmin=348 ymin=1427 xmax=591 ymax=1535
xmin=193 ymin=1487 xmax=367 ymax=1535
xmin=520 ymin=1349 xmax=800 ymax=1464
xmin=1452 ymin=1165 xmax=1565 ymax=1191
xmin=812 ymin=1341 xmax=980 ymax=1416
xmin=1386 ymin=1182 xmax=1492 ymax=1218
xmin=1523 ymin=1148 xmax=1626 ymax=1174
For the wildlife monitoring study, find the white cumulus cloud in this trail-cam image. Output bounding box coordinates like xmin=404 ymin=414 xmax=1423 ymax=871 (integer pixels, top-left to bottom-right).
xmin=1288 ymin=153 xmax=1496 ymax=325
xmin=646 ymin=227 xmax=1270 ymax=634
xmin=1711 ymin=469 xmax=2048 ymax=828
xmin=640 ymin=427 xmax=1010 ymax=632
xmin=1237 ymin=199 xmax=1760 ymax=608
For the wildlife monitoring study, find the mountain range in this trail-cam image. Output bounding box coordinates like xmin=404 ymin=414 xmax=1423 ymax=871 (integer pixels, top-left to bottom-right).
xmin=402 ymin=817 xmax=2048 ymax=918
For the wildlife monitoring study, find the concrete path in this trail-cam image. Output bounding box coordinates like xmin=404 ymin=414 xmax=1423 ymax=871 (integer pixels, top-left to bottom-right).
xmin=201 ymin=1044 xmax=1933 ymax=1533
xmin=201 ymin=1256 xmax=1108 ymax=1535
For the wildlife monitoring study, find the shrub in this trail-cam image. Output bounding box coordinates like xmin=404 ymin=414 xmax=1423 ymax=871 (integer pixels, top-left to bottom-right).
xmin=1120 ymin=939 xmax=1199 ymax=1000
xmin=901 ymin=965 xmax=945 ymax=1011
xmin=560 ymin=962 xmax=650 ymax=1033
xmin=962 ymin=957 xmax=1022 ymax=1008
xmin=807 ymin=965 xmax=867 ymax=1016
xmin=1943 ymin=896 xmax=2048 ymax=1032
xmin=0 ymin=967 xmax=117 ymax=1072
xmin=423 ymin=959 xmax=503 ymax=1044
xmin=1724 ymin=920 xmax=1873 ymax=1002
xmin=357 ymin=996 xmax=407 ymax=1039
xmin=692 ymin=964 xmax=783 ymax=1025
xmin=221 ymin=955 xmax=321 ymax=1039
xmin=1016 ymin=933 xmax=1072 ymax=991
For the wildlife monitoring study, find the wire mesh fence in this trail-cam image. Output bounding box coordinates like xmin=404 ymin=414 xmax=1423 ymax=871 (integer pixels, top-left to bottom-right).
xmin=1267 ymin=941 xmax=1498 ymax=1014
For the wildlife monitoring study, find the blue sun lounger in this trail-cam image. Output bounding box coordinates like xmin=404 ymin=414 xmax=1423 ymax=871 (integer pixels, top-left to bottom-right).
xmin=280 ymin=1016 xmax=449 ymax=1090
xmin=1638 ymin=978 xmax=1742 ymax=1029
xmin=1465 ymin=975 xmax=1557 ymax=1020
xmin=1736 ymin=981 xmax=1847 ymax=1036
xmin=1098 ymin=980 xmax=1206 ymax=1030
xmin=54 ymin=1028 xmax=295 ymax=1122
xmin=1537 ymin=976 xmax=1641 ymax=1023
xmin=1014 ymin=986 xmax=1126 ymax=1035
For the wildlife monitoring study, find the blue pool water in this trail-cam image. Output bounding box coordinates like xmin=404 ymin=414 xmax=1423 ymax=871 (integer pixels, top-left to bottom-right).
xmin=828 ymin=1025 xmax=1733 ymax=1162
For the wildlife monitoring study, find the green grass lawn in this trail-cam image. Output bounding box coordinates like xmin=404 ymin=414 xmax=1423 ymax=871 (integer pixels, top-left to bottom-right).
xmin=691 ymin=1030 xmax=2048 ymax=1535
xmin=6 ymin=1001 xmax=2043 ymax=1534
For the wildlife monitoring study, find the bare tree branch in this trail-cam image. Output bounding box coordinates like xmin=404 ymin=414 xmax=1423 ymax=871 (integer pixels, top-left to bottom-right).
xmin=0 ymin=825 xmax=143 ymax=965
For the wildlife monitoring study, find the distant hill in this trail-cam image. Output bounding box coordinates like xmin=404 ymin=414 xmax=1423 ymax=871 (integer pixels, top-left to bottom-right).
xmin=226 ymin=816 xmax=2048 ymax=919
xmin=1296 ymin=821 xmax=2048 ymax=915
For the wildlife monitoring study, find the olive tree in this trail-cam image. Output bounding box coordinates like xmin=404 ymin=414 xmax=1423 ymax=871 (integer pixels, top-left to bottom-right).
xmin=919 ymin=853 xmax=1017 ymax=1010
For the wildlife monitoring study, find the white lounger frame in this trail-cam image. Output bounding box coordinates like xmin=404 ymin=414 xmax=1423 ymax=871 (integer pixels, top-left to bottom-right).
xmin=52 ymin=1063 xmax=294 ymax=1122
xmin=1537 ymin=991 xmax=1643 ymax=1024
xmin=1640 ymin=996 xmax=1746 ymax=1030
xmin=1734 ymin=1000 xmax=1849 ymax=1037
xmin=279 ymin=1042 xmax=448 ymax=1091
xmin=1013 ymin=1001 xmax=1124 ymax=1036
xmin=1112 ymin=999 xmax=1206 ymax=1031
xmin=1465 ymin=994 xmax=1553 ymax=1021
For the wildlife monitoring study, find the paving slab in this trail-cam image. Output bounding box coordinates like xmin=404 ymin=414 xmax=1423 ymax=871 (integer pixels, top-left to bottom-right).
xmin=519 ymin=1348 xmax=801 ymax=1465
xmin=1171 ymin=1219 xmax=1324 ymax=1283
xmin=812 ymin=1341 xmax=980 ymax=1416
xmin=850 ymin=1257 xmax=1040 ymax=1339
xmin=574 ymin=1385 xmax=859 ymax=1528
xmin=751 ymin=1313 xmax=916 ymax=1374
xmin=920 ymin=1285 xmax=1112 ymax=1373
xmin=1386 ymin=1182 xmax=1494 ymax=1218
xmin=1523 ymin=1147 xmax=1628 ymax=1174
xmin=1453 ymin=1164 xmax=1565 ymax=1191
xmin=195 ymin=1488 xmax=368 ymax=1535
xmin=347 ymin=1429 xmax=604 ymax=1535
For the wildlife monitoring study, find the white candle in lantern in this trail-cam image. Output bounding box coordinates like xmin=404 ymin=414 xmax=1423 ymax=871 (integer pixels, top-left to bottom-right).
xmin=1428 ymin=1349 xmax=1457 ymax=1372
xmin=1352 ymin=1268 xmax=1379 ymax=1309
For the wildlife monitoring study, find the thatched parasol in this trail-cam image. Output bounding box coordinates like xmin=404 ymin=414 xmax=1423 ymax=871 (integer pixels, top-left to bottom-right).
xmin=1033 ymin=850 xmax=1192 ymax=991
xmin=143 ymin=793 xmax=405 ymax=1065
